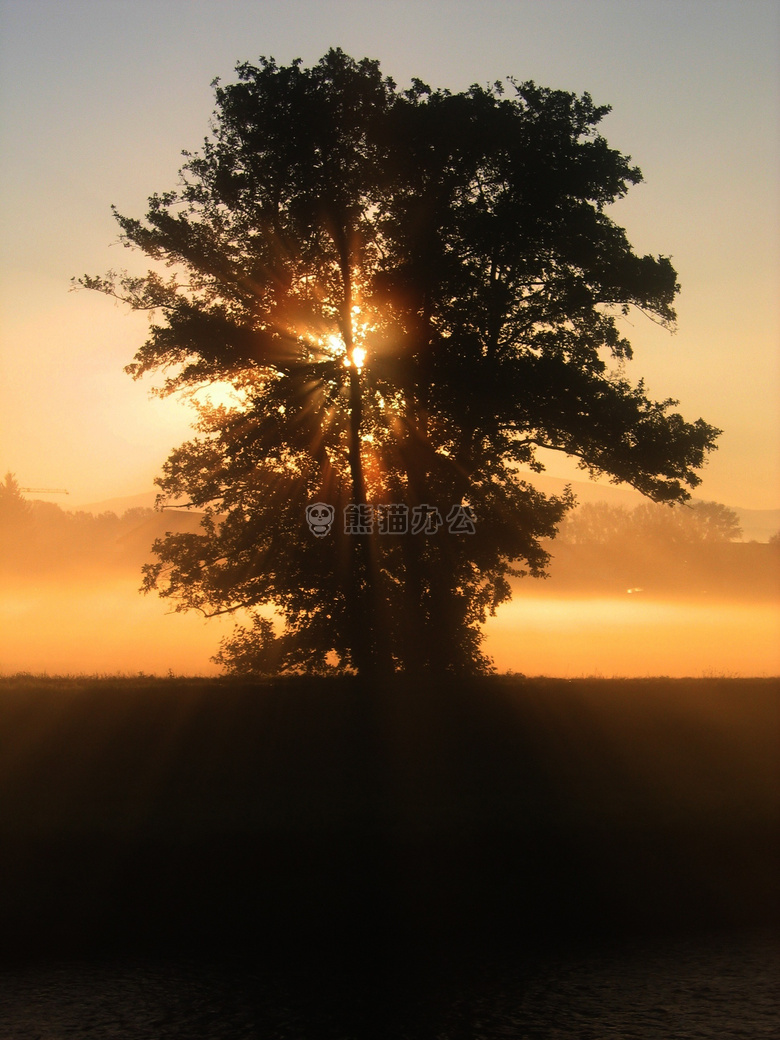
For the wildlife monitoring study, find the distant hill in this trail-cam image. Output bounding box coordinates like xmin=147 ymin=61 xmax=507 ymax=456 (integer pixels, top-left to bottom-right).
xmin=68 ymin=490 xmax=192 ymax=515
xmin=68 ymin=491 xmax=160 ymax=514
xmin=731 ymin=508 xmax=780 ymax=543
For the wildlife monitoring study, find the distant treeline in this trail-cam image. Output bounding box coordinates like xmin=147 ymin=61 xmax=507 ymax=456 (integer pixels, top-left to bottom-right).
xmin=0 ymin=500 xmax=163 ymax=574
xmin=0 ymin=474 xmax=202 ymax=576
xmin=538 ymin=501 xmax=780 ymax=598
xmin=557 ymin=500 xmax=744 ymax=545
xmin=2 ymin=475 xmax=778 ymax=597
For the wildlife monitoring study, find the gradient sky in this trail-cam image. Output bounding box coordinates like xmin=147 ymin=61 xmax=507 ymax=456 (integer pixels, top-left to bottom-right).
xmin=1 ymin=0 xmax=778 ymax=509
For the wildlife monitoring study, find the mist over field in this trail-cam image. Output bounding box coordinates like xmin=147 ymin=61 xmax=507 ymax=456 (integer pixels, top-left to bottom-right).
xmin=1 ymin=494 xmax=778 ymax=678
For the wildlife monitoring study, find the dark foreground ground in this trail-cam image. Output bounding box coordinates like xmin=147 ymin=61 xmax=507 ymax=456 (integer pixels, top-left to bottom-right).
xmin=0 ymin=674 xmax=777 ymax=1035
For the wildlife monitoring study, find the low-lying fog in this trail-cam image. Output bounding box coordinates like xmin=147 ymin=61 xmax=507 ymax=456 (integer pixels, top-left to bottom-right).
xmin=488 ymin=596 xmax=780 ymax=677
xmin=1 ymin=500 xmax=778 ymax=677
xmin=1 ymin=578 xmax=778 ymax=677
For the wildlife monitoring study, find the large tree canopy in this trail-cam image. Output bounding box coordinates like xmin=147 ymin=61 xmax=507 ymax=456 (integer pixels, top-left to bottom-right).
xmin=79 ymin=49 xmax=720 ymax=677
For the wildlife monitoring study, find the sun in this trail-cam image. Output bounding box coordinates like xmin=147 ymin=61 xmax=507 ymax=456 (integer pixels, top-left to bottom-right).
xmin=317 ymin=303 xmax=371 ymax=370
xmin=346 ymin=346 xmax=367 ymax=370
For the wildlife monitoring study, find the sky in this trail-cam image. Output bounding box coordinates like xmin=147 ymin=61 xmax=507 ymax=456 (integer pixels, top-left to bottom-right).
xmin=1 ymin=0 xmax=779 ymax=513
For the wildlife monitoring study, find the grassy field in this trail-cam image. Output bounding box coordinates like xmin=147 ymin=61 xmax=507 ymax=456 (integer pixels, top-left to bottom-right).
xmin=0 ymin=674 xmax=777 ymax=966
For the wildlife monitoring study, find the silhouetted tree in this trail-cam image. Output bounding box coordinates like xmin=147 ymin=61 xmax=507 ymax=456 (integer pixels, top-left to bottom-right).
xmin=78 ymin=50 xmax=720 ymax=677
xmin=691 ymin=501 xmax=742 ymax=541
xmin=0 ymin=473 xmax=31 ymax=529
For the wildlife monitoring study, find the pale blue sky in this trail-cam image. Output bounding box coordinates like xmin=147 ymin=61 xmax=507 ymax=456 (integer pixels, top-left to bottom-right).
xmin=1 ymin=0 xmax=778 ymax=508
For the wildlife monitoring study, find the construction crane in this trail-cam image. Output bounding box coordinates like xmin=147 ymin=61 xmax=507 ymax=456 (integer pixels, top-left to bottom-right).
xmin=19 ymin=487 xmax=69 ymax=495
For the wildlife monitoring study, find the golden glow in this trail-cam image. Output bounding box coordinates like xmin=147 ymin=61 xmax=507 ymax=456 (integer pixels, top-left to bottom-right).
xmin=0 ymin=578 xmax=231 ymax=675
xmin=486 ymin=596 xmax=780 ymax=677
xmin=317 ymin=297 xmax=372 ymax=370
xmin=1 ymin=577 xmax=777 ymax=677
xmin=323 ymin=333 xmax=345 ymax=359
